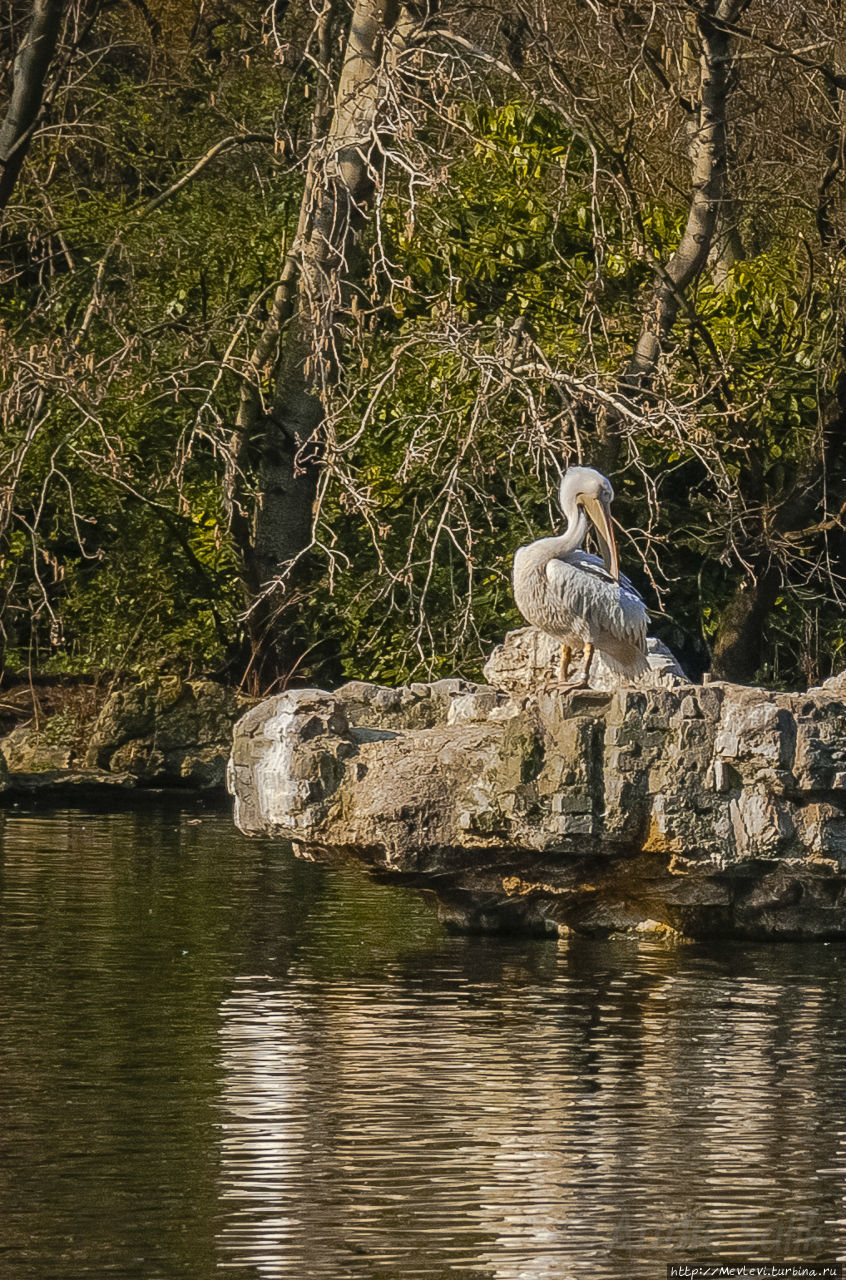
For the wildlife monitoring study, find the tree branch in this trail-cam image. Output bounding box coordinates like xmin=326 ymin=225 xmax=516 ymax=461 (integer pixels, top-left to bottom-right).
xmin=0 ymin=0 xmax=65 ymax=215
xmin=75 ymin=132 xmax=274 ymax=345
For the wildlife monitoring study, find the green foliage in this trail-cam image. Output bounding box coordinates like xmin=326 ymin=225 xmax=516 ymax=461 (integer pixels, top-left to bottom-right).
xmin=284 ymin=103 xmax=844 ymax=688
xmin=3 ymin=6 xmax=844 ymax=695
xmin=1 ymin=2 xmax=299 ymax=677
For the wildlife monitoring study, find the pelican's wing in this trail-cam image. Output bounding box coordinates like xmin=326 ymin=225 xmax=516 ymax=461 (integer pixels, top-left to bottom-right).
xmin=562 ymin=548 xmax=643 ymax=591
xmin=546 ymin=552 xmax=648 ymax=650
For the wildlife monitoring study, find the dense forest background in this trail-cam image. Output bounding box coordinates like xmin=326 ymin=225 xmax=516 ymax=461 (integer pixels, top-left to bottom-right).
xmin=2 ymin=0 xmax=846 ymax=692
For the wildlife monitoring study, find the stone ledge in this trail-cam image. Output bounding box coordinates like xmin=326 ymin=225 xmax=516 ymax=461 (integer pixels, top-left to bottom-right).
xmin=1 ymin=677 xmax=255 ymax=792
xmin=228 ymin=629 xmax=846 ymax=940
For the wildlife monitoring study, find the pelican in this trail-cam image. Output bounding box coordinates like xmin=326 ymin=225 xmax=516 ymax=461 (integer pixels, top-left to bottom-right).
xmin=512 ymin=465 xmax=648 ymax=687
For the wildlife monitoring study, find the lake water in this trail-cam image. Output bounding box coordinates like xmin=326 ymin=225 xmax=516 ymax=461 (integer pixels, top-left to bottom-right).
xmin=1 ymin=800 xmax=845 ymax=1279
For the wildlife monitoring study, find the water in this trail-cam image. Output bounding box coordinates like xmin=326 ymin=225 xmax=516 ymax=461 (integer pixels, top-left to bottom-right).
xmin=1 ymin=801 xmax=845 ymax=1279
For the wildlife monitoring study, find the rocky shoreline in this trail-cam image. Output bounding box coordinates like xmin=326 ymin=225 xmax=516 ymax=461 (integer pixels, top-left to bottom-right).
xmin=11 ymin=634 xmax=846 ymax=944
xmin=0 ymin=676 xmax=253 ymax=799
xmin=228 ymin=628 xmax=846 ymax=941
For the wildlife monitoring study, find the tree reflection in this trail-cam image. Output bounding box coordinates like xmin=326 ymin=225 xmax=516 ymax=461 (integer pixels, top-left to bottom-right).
xmin=215 ymin=938 xmax=846 ymax=1277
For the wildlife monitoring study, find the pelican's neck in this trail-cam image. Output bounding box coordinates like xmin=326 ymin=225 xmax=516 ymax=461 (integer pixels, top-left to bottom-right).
xmin=516 ymin=500 xmax=587 ymax=575
xmin=517 ymin=504 xmax=583 ymax=576
xmin=550 ymin=500 xmax=587 ymax=557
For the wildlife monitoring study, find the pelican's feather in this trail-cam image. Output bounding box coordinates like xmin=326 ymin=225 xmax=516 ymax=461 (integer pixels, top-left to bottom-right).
xmin=511 ymin=465 xmax=650 ymax=681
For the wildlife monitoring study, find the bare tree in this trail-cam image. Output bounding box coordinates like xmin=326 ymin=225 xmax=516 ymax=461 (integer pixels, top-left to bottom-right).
xmin=5 ymin=0 xmax=846 ymax=689
xmin=591 ymin=0 xmax=751 ymax=473
xmin=224 ymin=0 xmax=429 ymax=687
xmin=0 ymin=0 xmax=65 ymax=216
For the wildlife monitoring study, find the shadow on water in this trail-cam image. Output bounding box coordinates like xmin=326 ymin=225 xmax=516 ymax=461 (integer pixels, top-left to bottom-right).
xmin=1 ymin=802 xmax=845 ymax=1278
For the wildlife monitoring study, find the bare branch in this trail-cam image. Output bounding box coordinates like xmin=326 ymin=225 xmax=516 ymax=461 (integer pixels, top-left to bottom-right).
xmin=0 ymin=0 xmax=65 ymax=214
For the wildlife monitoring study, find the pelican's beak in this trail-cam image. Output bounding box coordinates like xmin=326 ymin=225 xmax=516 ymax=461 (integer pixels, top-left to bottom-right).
xmin=582 ymin=493 xmax=619 ymax=581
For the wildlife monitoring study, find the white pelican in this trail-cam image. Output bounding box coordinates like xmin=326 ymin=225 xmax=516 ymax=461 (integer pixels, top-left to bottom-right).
xmin=512 ymin=465 xmax=648 ymax=687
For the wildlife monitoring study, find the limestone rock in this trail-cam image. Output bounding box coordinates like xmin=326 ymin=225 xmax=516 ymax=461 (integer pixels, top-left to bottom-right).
xmin=4 ymin=767 xmax=139 ymax=795
xmin=229 ymin=656 xmax=846 ymax=941
xmin=1 ymin=722 xmax=74 ymax=772
xmin=483 ymin=626 xmax=690 ymax=692
xmin=818 ymin=668 xmax=846 ymax=695
xmin=86 ymin=679 xmax=254 ymax=788
xmin=332 ymin=677 xmax=475 ymax=730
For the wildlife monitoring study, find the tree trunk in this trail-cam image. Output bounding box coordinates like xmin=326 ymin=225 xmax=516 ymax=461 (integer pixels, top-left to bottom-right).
xmin=710 ymin=557 xmax=781 ymax=683
xmin=597 ymin=0 xmax=746 ymax=474
xmin=225 ymin=0 xmax=423 ymax=689
xmin=0 ymin=0 xmax=65 ymax=216
xmin=709 ymin=129 xmax=746 ymax=290
xmin=709 ymin=200 xmax=745 ymax=290
xmin=711 ymin=346 xmax=846 ymax=683
xmin=626 ymin=2 xmax=738 ymax=378
xmin=816 ymin=74 xmax=846 ymax=253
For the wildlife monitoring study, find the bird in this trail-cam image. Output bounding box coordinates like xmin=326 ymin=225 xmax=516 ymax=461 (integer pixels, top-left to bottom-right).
xmin=512 ymin=465 xmax=649 ymax=688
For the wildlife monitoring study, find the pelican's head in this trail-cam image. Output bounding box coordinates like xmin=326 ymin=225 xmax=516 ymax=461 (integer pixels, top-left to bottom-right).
xmin=558 ymin=465 xmax=619 ymax=581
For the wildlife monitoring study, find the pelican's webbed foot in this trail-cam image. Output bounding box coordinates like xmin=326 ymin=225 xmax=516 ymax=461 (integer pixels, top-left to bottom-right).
xmin=544 ymin=642 xmax=594 ymax=694
xmin=543 ymin=675 xmax=589 ymax=694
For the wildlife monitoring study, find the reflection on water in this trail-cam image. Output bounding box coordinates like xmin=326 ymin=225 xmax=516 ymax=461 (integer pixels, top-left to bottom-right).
xmin=1 ymin=803 xmax=845 ymax=1278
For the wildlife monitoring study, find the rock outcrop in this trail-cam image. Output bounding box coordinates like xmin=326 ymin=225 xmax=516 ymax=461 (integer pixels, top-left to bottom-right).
xmin=84 ymin=678 xmax=253 ymax=788
xmin=229 ymin=627 xmax=846 ymax=941
xmin=482 ymin=627 xmax=689 ymax=692
xmin=1 ymin=676 xmax=253 ymax=795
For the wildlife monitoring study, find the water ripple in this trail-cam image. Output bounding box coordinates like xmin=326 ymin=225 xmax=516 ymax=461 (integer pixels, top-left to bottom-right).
xmin=1 ymin=806 xmax=845 ymax=1277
